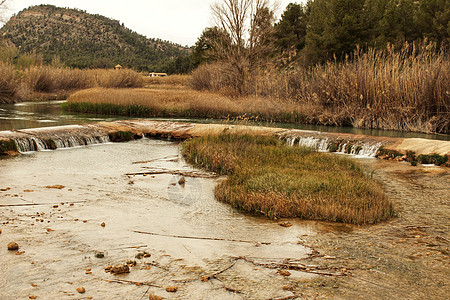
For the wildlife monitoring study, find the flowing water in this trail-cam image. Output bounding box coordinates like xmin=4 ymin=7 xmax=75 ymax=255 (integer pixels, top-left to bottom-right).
xmin=0 ymin=139 xmax=319 ymax=299
xmin=1 ymin=101 xmax=449 ymax=140
xmin=1 ymin=101 xmax=449 ymax=299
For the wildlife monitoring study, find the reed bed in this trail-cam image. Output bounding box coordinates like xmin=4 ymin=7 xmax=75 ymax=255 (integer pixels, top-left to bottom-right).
xmin=0 ymin=66 xmax=145 ymax=103
xmin=0 ymin=63 xmax=21 ymax=104
xmin=182 ymin=134 xmax=394 ymax=224
xmin=192 ymin=45 xmax=450 ymax=133
xmin=64 ymin=87 xmax=313 ymax=122
xmin=143 ymin=74 xmax=191 ymax=86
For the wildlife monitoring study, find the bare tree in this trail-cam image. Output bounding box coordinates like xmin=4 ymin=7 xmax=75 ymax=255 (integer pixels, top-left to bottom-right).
xmin=211 ymin=0 xmax=275 ymax=94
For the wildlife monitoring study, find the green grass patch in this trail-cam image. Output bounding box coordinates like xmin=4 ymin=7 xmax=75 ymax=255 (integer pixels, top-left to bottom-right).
xmin=182 ymin=134 xmax=394 ymax=224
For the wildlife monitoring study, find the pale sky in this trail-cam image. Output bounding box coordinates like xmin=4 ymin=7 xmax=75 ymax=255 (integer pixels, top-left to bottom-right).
xmin=1 ymin=0 xmax=302 ymax=46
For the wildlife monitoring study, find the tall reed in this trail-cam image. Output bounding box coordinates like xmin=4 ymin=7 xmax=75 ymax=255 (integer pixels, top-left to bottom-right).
xmin=0 ymin=63 xmax=20 ymax=103
xmin=192 ymin=44 xmax=449 ymax=133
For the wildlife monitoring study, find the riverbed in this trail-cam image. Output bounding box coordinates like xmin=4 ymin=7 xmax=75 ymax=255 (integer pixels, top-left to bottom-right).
xmin=1 ymin=101 xmax=449 ymax=299
xmin=0 ymin=139 xmax=320 ymax=299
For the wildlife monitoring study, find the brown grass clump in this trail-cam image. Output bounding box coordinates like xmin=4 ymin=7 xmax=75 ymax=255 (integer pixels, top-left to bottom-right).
xmin=92 ymin=69 xmax=144 ymax=88
xmin=143 ymin=74 xmax=191 ymax=87
xmin=65 ymin=87 xmax=312 ymax=121
xmin=0 ymin=63 xmax=21 ymax=104
xmin=182 ymin=134 xmax=394 ymax=224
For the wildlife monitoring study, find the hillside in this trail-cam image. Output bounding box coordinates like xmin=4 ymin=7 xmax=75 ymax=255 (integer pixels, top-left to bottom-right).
xmin=0 ymin=5 xmax=191 ymax=71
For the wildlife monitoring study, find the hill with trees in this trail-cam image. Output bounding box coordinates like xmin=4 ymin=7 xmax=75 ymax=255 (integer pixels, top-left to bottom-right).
xmin=0 ymin=4 xmax=192 ymax=72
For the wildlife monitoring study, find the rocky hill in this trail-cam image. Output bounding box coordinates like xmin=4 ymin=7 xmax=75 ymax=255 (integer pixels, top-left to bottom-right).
xmin=0 ymin=5 xmax=191 ymax=71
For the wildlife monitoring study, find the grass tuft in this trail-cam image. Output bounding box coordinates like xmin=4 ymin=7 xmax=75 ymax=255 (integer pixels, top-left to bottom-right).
xmin=182 ymin=134 xmax=394 ymax=225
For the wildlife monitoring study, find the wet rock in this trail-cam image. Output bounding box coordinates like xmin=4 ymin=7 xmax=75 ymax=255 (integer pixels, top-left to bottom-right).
xmin=149 ymin=295 xmax=163 ymax=300
xmin=126 ymin=260 xmax=137 ymax=266
xmin=278 ymin=270 xmax=291 ymax=276
xmin=76 ymin=287 xmax=85 ymax=294
xmin=165 ymin=286 xmax=178 ymax=293
xmin=7 ymin=242 xmax=19 ymax=251
xmin=279 ymin=222 xmax=293 ymax=227
xmin=110 ymin=264 xmax=130 ymax=274
xmin=136 ymin=251 xmax=151 ymax=259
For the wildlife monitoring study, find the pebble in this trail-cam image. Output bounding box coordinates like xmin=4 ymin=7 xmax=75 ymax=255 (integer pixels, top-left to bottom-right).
xmin=76 ymin=287 xmax=85 ymax=294
xmin=279 ymin=221 xmax=293 ymax=227
xmin=0 ymin=229 xmax=2 ymax=234
xmin=165 ymin=286 xmax=178 ymax=293
xmin=149 ymin=295 xmax=163 ymax=300
xmin=278 ymin=270 xmax=291 ymax=276
xmin=110 ymin=264 xmax=130 ymax=274
xmin=101 ymin=222 xmax=106 ymax=227
xmin=7 ymin=242 xmax=19 ymax=251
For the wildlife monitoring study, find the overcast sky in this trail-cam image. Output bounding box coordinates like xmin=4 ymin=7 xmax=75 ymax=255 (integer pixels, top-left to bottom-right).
xmin=2 ymin=0 xmax=303 ymax=46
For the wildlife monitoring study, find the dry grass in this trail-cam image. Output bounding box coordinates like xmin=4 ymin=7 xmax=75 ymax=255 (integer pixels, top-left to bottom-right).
xmin=0 ymin=63 xmax=21 ymax=103
xmin=65 ymin=87 xmax=312 ymax=121
xmin=182 ymin=134 xmax=394 ymax=224
xmin=192 ymin=44 xmax=450 ymax=133
xmin=143 ymin=74 xmax=191 ymax=87
xmin=7 ymin=67 xmax=144 ymax=101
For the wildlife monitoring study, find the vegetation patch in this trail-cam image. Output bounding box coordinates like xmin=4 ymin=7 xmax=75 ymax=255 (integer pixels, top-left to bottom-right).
xmin=182 ymin=134 xmax=394 ymax=225
xmin=108 ymin=131 xmax=138 ymax=142
xmin=417 ymin=154 xmax=449 ymax=166
xmin=0 ymin=140 xmax=18 ymax=155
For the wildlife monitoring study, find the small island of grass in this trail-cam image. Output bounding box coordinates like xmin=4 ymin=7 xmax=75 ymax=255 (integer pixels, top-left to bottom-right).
xmin=182 ymin=134 xmax=394 ymax=225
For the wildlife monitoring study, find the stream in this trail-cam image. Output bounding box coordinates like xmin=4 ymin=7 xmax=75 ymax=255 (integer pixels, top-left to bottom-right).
xmin=1 ymin=101 xmax=449 ymax=299
xmin=1 ymin=101 xmax=449 ymax=141
xmin=0 ymin=139 xmax=319 ymax=299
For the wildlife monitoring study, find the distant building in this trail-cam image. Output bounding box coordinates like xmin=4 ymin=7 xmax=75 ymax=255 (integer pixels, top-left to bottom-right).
xmin=149 ymin=72 xmax=167 ymax=77
xmin=115 ymin=64 xmax=123 ymax=70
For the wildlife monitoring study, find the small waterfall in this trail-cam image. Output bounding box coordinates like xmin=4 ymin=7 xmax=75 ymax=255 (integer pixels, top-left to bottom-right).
xmin=13 ymin=134 xmax=110 ymax=153
xmin=283 ymin=135 xmax=382 ymax=158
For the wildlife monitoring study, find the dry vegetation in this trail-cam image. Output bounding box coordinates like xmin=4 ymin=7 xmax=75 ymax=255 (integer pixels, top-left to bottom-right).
xmin=182 ymin=134 xmax=394 ymax=224
xmin=64 ymin=87 xmax=311 ymax=121
xmin=0 ymin=66 xmax=144 ymax=102
xmin=62 ymin=45 xmax=449 ymax=134
xmin=193 ymin=45 xmax=450 ymax=134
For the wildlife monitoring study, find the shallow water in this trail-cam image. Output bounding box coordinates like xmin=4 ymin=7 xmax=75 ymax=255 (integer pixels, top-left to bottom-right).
xmin=1 ymin=101 xmax=449 ymax=141
xmin=0 ymin=139 xmax=317 ymax=299
xmin=0 ymin=101 xmax=130 ymax=131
